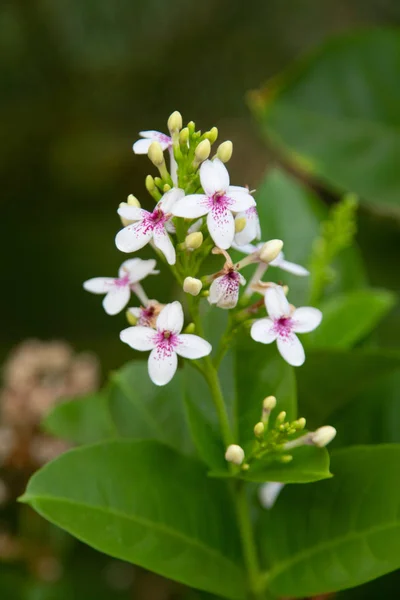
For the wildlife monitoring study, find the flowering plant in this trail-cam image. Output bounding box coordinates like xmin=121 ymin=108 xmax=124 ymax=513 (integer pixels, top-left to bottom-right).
xmin=21 ymin=111 xmax=400 ymax=600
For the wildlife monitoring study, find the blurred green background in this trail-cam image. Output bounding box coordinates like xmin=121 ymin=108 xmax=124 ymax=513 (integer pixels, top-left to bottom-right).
xmin=2 ymin=0 xmax=399 ymax=374
xmin=1 ymin=1 xmax=400 ymax=599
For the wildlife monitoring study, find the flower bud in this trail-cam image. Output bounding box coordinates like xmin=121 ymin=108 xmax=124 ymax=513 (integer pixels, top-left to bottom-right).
xmin=183 ymin=322 xmax=196 ymax=334
xmin=263 ymin=396 xmax=277 ymax=411
xmin=125 ymin=310 xmax=138 ymax=326
xmin=127 ymin=194 xmax=141 ymax=208
xmin=204 ymin=127 xmax=218 ymax=144
xmin=259 ymin=239 xmax=284 ymax=264
xmin=254 ymin=422 xmax=265 ymax=438
xmin=235 ymin=217 xmax=247 ymax=233
xmin=312 ymin=426 xmax=337 ymax=448
xmin=225 ymin=444 xmax=245 ymax=465
xmin=216 ymin=140 xmax=233 ymax=163
xmin=163 ymin=184 xmax=171 ymax=193
xmin=185 ymin=232 xmax=203 ymax=250
xmin=294 ymin=417 xmax=306 ymax=430
xmin=276 ymin=411 xmax=286 ymax=425
xmin=167 ymin=110 xmax=182 ymax=134
xmin=145 ymin=175 xmax=156 ymax=193
xmin=179 ymin=127 xmax=189 ymax=145
xmin=183 ymin=277 xmax=203 ymax=296
xmin=194 ymin=139 xmax=211 ymax=164
xmin=148 ymin=141 xmax=165 ymax=166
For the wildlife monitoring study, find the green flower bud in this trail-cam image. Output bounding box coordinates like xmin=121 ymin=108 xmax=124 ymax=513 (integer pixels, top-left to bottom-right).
xmin=148 ymin=141 xmax=165 ymax=166
xmin=167 ymin=110 xmax=182 ymax=134
xmin=216 ymin=140 xmax=233 ymax=163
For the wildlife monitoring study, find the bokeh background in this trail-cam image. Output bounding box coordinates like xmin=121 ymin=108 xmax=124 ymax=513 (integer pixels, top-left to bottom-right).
xmin=1 ymin=1 xmax=399 ymax=599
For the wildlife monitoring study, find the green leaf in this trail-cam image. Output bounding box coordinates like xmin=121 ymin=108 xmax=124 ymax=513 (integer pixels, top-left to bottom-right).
xmin=235 ymin=337 xmax=297 ymax=453
xmin=259 ymin=445 xmax=400 ymax=597
xmin=252 ymin=30 xmax=400 ymax=211
xmin=297 ymin=348 xmax=400 ymax=428
xmin=43 ymin=392 xmax=116 ymax=445
xmin=21 ymin=440 xmax=246 ymax=600
xmin=306 ymin=289 xmax=397 ymax=350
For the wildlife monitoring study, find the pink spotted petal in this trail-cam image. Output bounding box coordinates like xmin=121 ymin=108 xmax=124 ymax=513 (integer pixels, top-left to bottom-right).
xmin=120 ymin=326 xmax=157 ymax=351
xmin=115 ymin=220 xmax=153 ymax=253
xmin=207 ymin=207 xmax=235 ymax=250
xmin=148 ymin=346 xmax=178 ymax=386
xmin=251 ymin=318 xmax=278 ymax=344
xmin=83 ymin=277 xmax=115 ymax=294
xmin=171 ymin=194 xmax=209 ymax=219
xmin=153 ymin=225 xmax=176 ymax=265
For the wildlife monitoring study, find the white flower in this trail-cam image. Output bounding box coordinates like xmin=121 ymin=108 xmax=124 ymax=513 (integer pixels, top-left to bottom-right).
xmin=83 ymin=258 xmax=157 ymax=316
xmin=259 ymin=482 xmax=284 ymax=509
xmin=132 ymin=130 xmax=172 ymax=154
xmin=250 ymin=286 xmax=322 ymax=366
xmin=120 ymin=301 xmax=212 ymax=386
xmin=171 ymin=159 xmax=255 ymax=250
xmin=116 ymin=188 xmax=184 ymax=264
xmin=209 ymin=271 xmax=246 ymax=309
xmin=234 ymin=207 xmax=261 ymax=246
xmin=127 ymin=301 xmax=162 ymax=328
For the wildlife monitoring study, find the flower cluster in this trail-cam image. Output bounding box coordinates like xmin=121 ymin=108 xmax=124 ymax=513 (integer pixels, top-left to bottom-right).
xmin=83 ymin=111 xmax=323 ymax=385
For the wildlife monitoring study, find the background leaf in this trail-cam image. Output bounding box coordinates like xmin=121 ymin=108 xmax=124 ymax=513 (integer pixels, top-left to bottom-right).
xmin=22 ymin=440 xmax=246 ymax=600
xmin=259 ymin=445 xmax=400 ymax=597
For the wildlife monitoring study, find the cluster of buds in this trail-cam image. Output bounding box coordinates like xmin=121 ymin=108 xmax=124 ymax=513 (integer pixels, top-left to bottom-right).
xmin=225 ymin=395 xmax=336 ymax=470
xmin=83 ymin=111 xmax=324 ymax=385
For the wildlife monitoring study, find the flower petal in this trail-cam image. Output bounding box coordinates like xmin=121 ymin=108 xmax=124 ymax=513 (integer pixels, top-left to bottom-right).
xmin=148 ymin=347 xmax=178 ymax=386
xmin=115 ymin=221 xmax=153 ymax=253
xmin=83 ymin=277 xmax=115 ymax=294
xmin=103 ymin=286 xmax=130 ymax=315
xmin=132 ymin=138 xmax=153 ymax=154
xmin=159 ymin=187 xmax=185 ymax=213
xmin=156 ymin=301 xmax=184 ymax=334
xmin=208 ymin=274 xmax=240 ymax=309
xmin=264 ymin=286 xmax=290 ymax=319
xmin=251 ymin=318 xmax=278 ymax=344
xmin=138 ymin=130 xmax=171 ymax=150
xmin=269 ymin=252 xmax=309 ymax=276
xmin=207 ymin=207 xmax=235 ymax=250
xmin=120 ymin=326 xmax=157 ymax=351
xmin=292 ymin=307 xmax=322 ymax=333
xmin=259 ymin=482 xmax=284 ymax=509
xmin=118 ymin=258 xmax=157 ymax=281
xmin=234 ymin=208 xmax=260 ymax=246
xmin=117 ymin=206 xmax=147 ymax=221
xmin=153 ymin=225 xmax=176 ymax=265
xmin=175 ymin=334 xmax=212 ymax=359
xmin=171 ymin=194 xmax=209 ymax=218
xmin=277 ymin=333 xmax=305 ymax=367
xmin=200 ymin=159 xmax=229 ymax=195
xmin=228 ymin=189 xmax=256 ymax=212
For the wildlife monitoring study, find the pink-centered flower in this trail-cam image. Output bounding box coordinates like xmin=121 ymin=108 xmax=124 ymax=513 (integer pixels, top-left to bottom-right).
xmin=116 ymin=188 xmax=184 ymax=264
xmin=127 ymin=301 xmax=162 ymax=329
xmin=132 ymin=130 xmax=172 ymax=154
xmin=120 ymin=301 xmax=212 ymax=386
xmin=171 ymin=159 xmax=255 ymax=250
xmin=209 ymin=270 xmax=246 ymax=309
xmin=250 ymin=286 xmax=322 ymax=367
xmin=83 ymin=258 xmax=158 ymax=316
xmin=234 ymin=207 xmax=261 ymax=246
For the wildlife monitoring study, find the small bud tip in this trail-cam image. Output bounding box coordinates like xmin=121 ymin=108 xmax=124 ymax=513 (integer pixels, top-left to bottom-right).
xmin=259 ymin=239 xmax=284 ymax=264
xmin=194 ymin=139 xmax=211 ymax=163
xmin=312 ymin=426 xmax=337 ymax=448
xmin=185 ymin=232 xmax=203 ymax=250
xmin=148 ymin=141 xmax=165 ymax=166
xmin=225 ymin=444 xmax=245 ymax=465
xmin=216 ymin=140 xmax=233 ymax=163
xmin=167 ymin=110 xmax=182 ymax=134
xmin=254 ymin=422 xmax=265 ymax=438
xmin=183 ymin=277 xmax=203 ymax=297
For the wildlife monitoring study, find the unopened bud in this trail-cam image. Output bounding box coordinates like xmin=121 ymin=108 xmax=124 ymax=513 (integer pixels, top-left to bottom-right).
xmin=127 ymin=194 xmax=141 ymax=208
xmin=184 ymin=323 xmax=196 ymax=334
xmin=312 ymin=426 xmax=337 ymax=448
xmin=225 ymin=444 xmax=245 ymax=465
xmin=204 ymin=127 xmax=218 ymax=144
xmin=185 ymin=232 xmax=203 ymax=250
xmin=148 ymin=141 xmax=165 ymax=166
xmin=294 ymin=417 xmax=306 ymax=430
xmin=276 ymin=411 xmax=286 ymax=426
xmin=187 ymin=121 xmax=195 ymax=135
xmin=183 ymin=277 xmax=203 ymax=296
xmin=145 ymin=175 xmax=156 ymax=193
xmin=163 ymin=184 xmax=171 ymax=193
xmin=167 ymin=110 xmax=182 ymax=134
xmin=194 ymin=139 xmax=211 ymax=164
xmin=235 ymin=217 xmax=247 ymax=233
xmin=179 ymin=127 xmax=189 ymax=145
xmin=126 ymin=310 xmax=138 ymax=326
xmin=216 ymin=140 xmax=233 ymax=163
xmin=254 ymin=422 xmax=265 ymax=438
xmin=280 ymin=454 xmax=293 ymax=464
xmin=259 ymin=239 xmax=284 ymax=264
xmin=263 ymin=396 xmax=277 ymax=411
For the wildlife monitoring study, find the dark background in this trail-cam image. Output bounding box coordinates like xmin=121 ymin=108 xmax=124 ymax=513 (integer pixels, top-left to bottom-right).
xmin=2 ymin=0 xmax=400 ymax=375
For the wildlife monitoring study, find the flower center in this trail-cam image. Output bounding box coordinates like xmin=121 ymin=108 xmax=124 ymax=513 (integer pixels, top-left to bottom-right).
xmin=155 ymin=330 xmax=179 ymax=351
xmin=274 ymin=316 xmax=293 ymax=339
xmin=150 ymin=208 xmax=165 ymax=223
xmin=211 ymin=192 xmax=230 ymax=208
xmin=114 ymin=274 xmax=130 ymax=287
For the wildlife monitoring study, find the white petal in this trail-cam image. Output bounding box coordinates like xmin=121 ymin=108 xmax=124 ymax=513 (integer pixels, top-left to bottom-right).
xmin=264 ymin=286 xmax=290 ymax=319
xmin=168 ymin=147 xmax=178 ymax=185
xmin=200 ymin=159 xmax=229 ymax=195
xmin=277 ymin=334 xmax=305 ymax=367
xmin=103 ymin=286 xmax=130 ymax=315
xmin=187 ymin=218 xmax=204 ymax=234
xmin=228 ymin=189 xmax=256 ymax=212
xmin=153 ymin=225 xmax=176 ymax=265
xmin=278 ymin=260 xmax=309 ymax=276
xmin=250 ymin=318 xmax=278 ymax=344
xmin=208 ymin=274 xmax=240 ymax=309
xmin=175 ymin=334 xmax=212 ymax=359
xmin=292 ymin=307 xmax=322 ymax=333
xmin=132 ymin=138 xmax=153 ymax=154
xmin=159 ymin=187 xmax=185 ymax=213
xmin=148 ymin=347 xmax=178 ymax=386
xmin=207 ymin=207 xmax=234 ymax=250
xmin=171 ymin=194 xmax=209 ymax=218
xmin=120 ymin=326 xmax=157 ymax=351
xmin=117 ymin=206 xmax=147 ymax=221
xmin=234 ymin=208 xmax=260 ymax=246
xmin=83 ymin=277 xmax=115 ymax=294
xmin=259 ymin=483 xmax=284 ymax=509
xmin=156 ymin=301 xmax=184 ymax=334
xmin=138 ymin=130 xmax=171 ymax=150
xmin=115 ymin=221 xmax=153 ymax=253
xmin=231 ymin=242 xmax=258 ymax=255
xmin=118 ymin=258 xmax=157 ymax=281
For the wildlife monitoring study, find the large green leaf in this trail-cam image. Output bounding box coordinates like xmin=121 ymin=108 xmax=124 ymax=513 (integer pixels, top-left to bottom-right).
xmin=297 ymin=348 xmax=400 ymax=428
xmin=252 ymin=30 xmax=400 ymax=211
xmin=260 ymin=445 xmax=400 ymax=597
xmin=235 ymin=337 xmax=297 ymax=453
xmin=21 ymin=440 xmax=246 ymax=600
xmin=305 ymin=288 xmax=396 ymax=350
